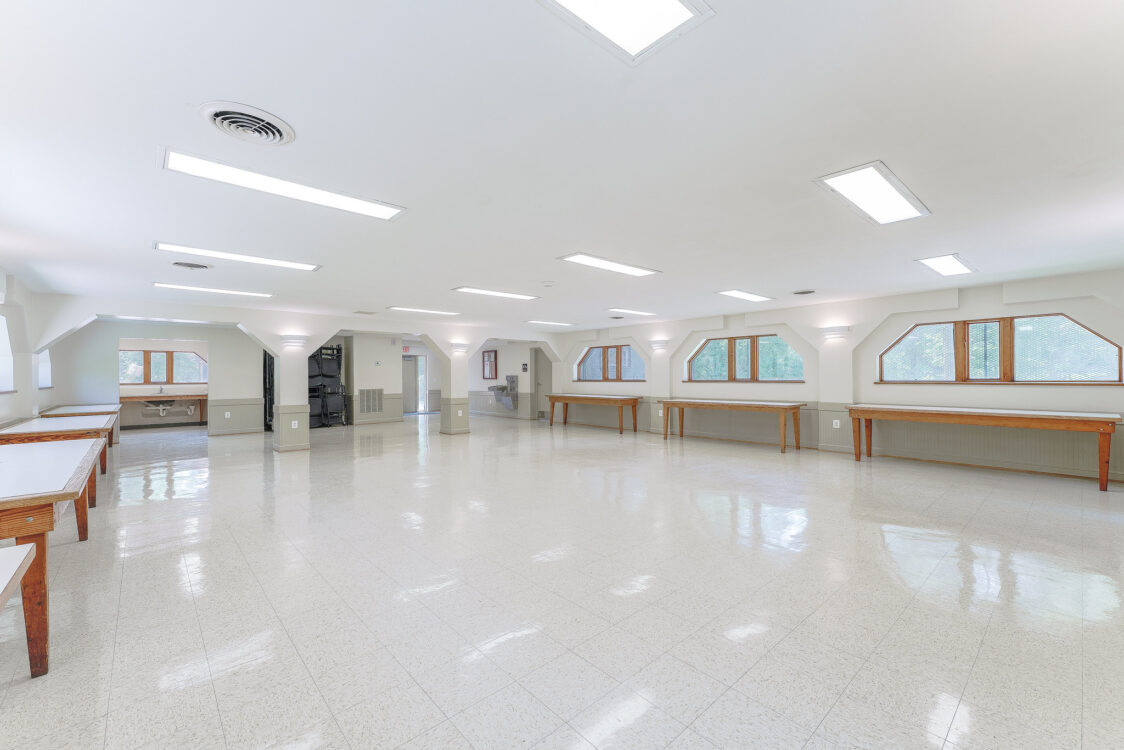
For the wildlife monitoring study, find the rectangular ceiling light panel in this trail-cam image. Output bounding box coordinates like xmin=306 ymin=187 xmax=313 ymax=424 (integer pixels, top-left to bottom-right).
xmin=157 ymin=242 xmax=319 ymax=271
xmin=453 ymin=287 xmax=538 ymax=300
xmin=164 ymin=151 xmax=402 ymax=220
xmin=153 ymin=282 xmax=271 ymax=298
xmin=608 ymin=308 xmax=655 ymax=316
xmin=387 ymin=306 xmax=460 ymax=316
xmin=529 ymin=320 xmax=573 ymax=326
xmin=561 ymin=253 xmax=658 ymax=276
xmin=553 ymin=0 xmax=699 ymax=56
xmin=719 ymin=290 xmax=772 ymax=302
xmin=918 ymin=254 xmax=972 ymax=276
xmin=817 ymin=161 xmax=930 ymax=225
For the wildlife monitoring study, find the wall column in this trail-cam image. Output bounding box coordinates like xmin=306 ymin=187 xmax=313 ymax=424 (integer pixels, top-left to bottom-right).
xmin=438 ymin=342 xmax=470 ymax=435
xmin=273 ymin=347 xmax=310 ymax=452
xmin=646 ymin=339 xmax=672 ymax=434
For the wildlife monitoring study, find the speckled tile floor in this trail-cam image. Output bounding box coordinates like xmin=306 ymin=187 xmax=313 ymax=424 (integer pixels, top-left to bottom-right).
xmin=0 ymin=415 xmax=1121 ymax=749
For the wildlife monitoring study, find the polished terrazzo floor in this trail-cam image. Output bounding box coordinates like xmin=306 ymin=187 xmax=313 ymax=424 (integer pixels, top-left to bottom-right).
xmin=0 ymin=415 xmax=1121 ymax=749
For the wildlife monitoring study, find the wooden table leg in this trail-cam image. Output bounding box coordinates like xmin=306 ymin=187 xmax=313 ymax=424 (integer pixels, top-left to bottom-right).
xmin=16 ymin=531 xmax=49 ymax=677
xmin=1099 ymin=432 xmax=1111 ymax=492
xmin=74 ymin=486 xmax=89 ymax=542
xmin=632 ymin=404 xmax=637 ymax=433
xmin=852 ymin=418 xmax=862 ymax=461
xmin=99 ymin=443 xmax=107 ymax=475
xmin=87 ymin=467 xmax=96 ymax=508
xmin=549 ymin=401 xmax=555 ymax=426
xmin=793 ymin=410 xmax=801 ymax=450
xmin=779 ymin=412 xmax=787 ymax=453
xmin=864 ymin=418 xmax=873 ymax=458
xmin=563 ymin=403 xmax=569 ymax=425
xmin=679 ymin=408 xmax=685 ymax=438
xmin=617 ymin=406 xmax=623 ymax=435
xmin=662 ymin=405 xmax=670 ymax=440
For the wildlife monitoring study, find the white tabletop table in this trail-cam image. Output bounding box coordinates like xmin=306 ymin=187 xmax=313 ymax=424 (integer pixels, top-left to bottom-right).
xmin=0 ymin=415 xmax=117 ymax=473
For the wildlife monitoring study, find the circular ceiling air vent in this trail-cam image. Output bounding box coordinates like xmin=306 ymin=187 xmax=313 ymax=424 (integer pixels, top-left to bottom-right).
xmin=201 ymin=102 xmax=295 ymax=146
xmin=172 ymin=261 xmax=211 ymax=270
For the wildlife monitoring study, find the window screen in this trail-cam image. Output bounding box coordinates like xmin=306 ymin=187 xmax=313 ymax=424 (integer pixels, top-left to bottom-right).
xmin=578 ymin=348 xmax=603 ymax=380
xmin=620 ymin=346 xmax=645 ymax=380
xmin=881 ymin=323 xmax=955 ymax=381
xmin=1014 ymin=315 xmax=1120 ymax=381
xmin=149 ymin=352 xmax=168 ymax=382
xmin=119 ymin=351 xmax=144 ymax=383
xmin=173 ymin=352 xmax=208 ymax=383
xmin=691 ymin=339 xmax=728 ymax=381
xmin=968 ymin=321 xmax=1000 ymax=380
xmin=734 ymin=338 xmax=751 ymax=380
xmin=606 ymin=346 xmax=618 ymax=380
xmin=757 ymin=336 xmax=804 ymax=381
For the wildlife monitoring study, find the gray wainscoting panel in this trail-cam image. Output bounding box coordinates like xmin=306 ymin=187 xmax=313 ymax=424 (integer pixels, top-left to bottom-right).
xmin=553 ymin=399 xmax=653 ymax=433
xmin=428 ymin=389 xmax=442 ymax=413
xmin=469 ymin=390 xmax=534 ymax=420
xmin=349 ymin=392 xmax=404 ymax=424
xmin=817 ymin=402 xmax=854 ymax=453
xmin=661 ymin=404 xmax=819 ymax=449
xmin=272 ymin=403 xmax=310 ymax=452
xmin=440 ymin=398 xmax=470 ymax=435
xmin=208 ymin=398 xmax=264 ymax=436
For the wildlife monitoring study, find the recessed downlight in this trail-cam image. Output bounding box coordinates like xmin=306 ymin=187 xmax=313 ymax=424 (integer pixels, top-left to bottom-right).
xmin=157 ymin=242 xmax=319 ymax=271
xmin=608 ymin=308 xmax=655 ymax=316
xmin=918 ymin=254 xmax=973 ymax=276
xmin=816 ymin=161 xmax=929 ymax=224
xmin=387 ymin=306 xmax=460 ymax=316
xmin=453 ymin=287 xmax=538 ymax=300
xmin=561 ymin=253 xmax=659 ymax=277
xmin=154 ymin=282 xmax=271 ymax=298
xmin=719 ymin=290 xmax=771 ymax=302
xmin=164 ymin=151 xmax=403 ymax=220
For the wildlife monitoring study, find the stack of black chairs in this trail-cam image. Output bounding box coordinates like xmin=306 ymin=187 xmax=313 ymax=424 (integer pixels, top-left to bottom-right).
xmin=308 ymin=345 xmax=348 ymax=428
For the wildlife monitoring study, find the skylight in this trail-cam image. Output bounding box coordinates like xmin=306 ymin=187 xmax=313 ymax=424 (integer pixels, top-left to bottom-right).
xmin=817 ymin=161 xmax=930 ymax=225
xmin=153 ymin=282 xmax=271 ymax=298
xmin=719 ymin=290 xmax=772 ymax=302
xmin=561 ymin=253 xmax=659 ymax=277
xmin=918 ymin=254 xmax=972 ymax=276
xmin=551 ymin=0 xmax=702 ymax=57
xmin=453 ymin=287 xmax=538 ymax=300
xmin=164 ymin=151 xmax=402 ymax=220
xmin=157 ymin=242 xmax=319 ymax=271
xmin=608 ymin=308 xmax=655 ymax=316
xmin=387 ymin=306 xmax=460 ymax=316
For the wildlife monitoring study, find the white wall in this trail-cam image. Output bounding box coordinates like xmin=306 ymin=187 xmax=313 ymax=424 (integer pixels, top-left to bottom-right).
xmin=350 ymin=334 xmax=405 ymax=392
xmin=469 ymin=343 xmax=533 ymax=392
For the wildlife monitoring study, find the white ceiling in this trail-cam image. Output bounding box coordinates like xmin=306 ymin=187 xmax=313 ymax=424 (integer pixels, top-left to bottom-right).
xmin=2 ymin=0 xmax=1124 ymax=332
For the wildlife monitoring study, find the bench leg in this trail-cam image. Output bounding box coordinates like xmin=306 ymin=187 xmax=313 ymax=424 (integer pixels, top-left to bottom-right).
xmin=662 ymin=405 xmax=669 ymax=440
xmin=17 ymin=532 xmax=49 ymax=677
xmin=549 ymin=402 xmax=555 ymax=426
xmin=864 ymin=419 xmax=873 ymax=458
xmin=852 ymin=418 xmax=862 ymax=461
xmin=779 ymin=412 xmax=787 ymax=453
xmin=793 ymin=410 xmax=801 ymax=450
xmin=87 ymin=468 xmax=96 ymax=508
xmin=1099 ymin=432 xmax=1111 ymax=492
xmin=100 ymin=443 xmax=107 ymax=475
xmin=617 ymin=406 xmax=623 ymax=435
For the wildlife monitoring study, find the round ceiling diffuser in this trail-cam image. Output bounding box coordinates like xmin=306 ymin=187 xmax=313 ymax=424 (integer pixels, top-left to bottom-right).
xmin=201 ymin=102 xmax=295 ymax=146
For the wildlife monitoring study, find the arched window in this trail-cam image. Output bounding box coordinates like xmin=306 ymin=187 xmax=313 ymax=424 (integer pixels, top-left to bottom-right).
xmin=686 ymin=335 xmax=803 ymax=382
xmin=576 ymin=345 xmax=645 ymax=382
xmin=879 ymin=314 xmax=1122 ymax=383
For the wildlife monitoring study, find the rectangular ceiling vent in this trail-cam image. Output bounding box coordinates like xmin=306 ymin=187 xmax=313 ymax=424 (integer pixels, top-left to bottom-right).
xmin=359 ymin=388 xmax=384 ymax=414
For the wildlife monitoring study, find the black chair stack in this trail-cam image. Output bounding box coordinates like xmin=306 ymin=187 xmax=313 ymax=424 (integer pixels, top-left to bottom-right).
xmin=308 ymin=345 xmax=348 ymax=428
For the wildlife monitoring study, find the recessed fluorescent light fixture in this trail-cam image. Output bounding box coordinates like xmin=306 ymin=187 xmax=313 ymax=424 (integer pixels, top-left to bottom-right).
xmin=816 ymin=161 xmax=930 ymax=225
xmin=528 ymin=320 xmax=573 ymax=326
xmin=608 ymin=308 xmax=655 ymax=316
xmin=719 ymin=290 xmax=772 ymax=302
xmin=387 ymin=306 xmax=460 ymax=316
xmin=153 ymin=282 xmax=271 ymax=298
xmin=548 ymin=0 xmax=711 ymax=58
xmin=156 ymin=242 xmax=319 ymax=271
xmin=453 ymin=287 xmax=538 ymax=300
xmin=163 ymin=151 xmax=402 ymax=220
xmin=560 ymin=253 xmax=658 ymax=277
xmin=918 ymin=254 xmax=973 ymax=276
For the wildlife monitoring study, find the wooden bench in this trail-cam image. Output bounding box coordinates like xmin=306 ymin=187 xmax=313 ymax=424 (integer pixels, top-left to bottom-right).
xmin=0 ymin=415 xmax=117 ymax=474
xmin=848 ymin=404 xmax=1121 ymax=491
xmin=0 ymin=438 xmax=105 ymax=676
xmin=548 ymin=394 xmax=640 ymax=434
xmin=660 ymin=399 xmax=807 ymax=453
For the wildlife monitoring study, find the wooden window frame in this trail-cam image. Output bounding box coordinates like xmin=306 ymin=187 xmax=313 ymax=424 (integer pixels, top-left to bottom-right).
xmin=878 ymin=313 xmax=1123 ymax=385
xmin=685 ymin=335 xmax=804 ymax=383
xmin=576 ymin=345 xmax=646 ymax=382
xmin=482 ymin=350 xmax=498 ymax=380
xmin=119 ymin=350 xmax=209 ymax=386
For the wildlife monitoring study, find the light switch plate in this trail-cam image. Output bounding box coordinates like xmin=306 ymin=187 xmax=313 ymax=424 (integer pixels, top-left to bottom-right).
xmin=225 ymin=412 xmax=231 ymax=419
xmin=291 ymin=420 xmax=299 ymax=429
xmin=658 ymin=409 xmax=663 ymax=417
xmin=832 ymin=419 xmax=841 ymax=428
xmin=458 ymin=410 xmax=463 ymax=417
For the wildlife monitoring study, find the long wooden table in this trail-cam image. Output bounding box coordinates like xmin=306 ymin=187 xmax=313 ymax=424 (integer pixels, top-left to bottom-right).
xmin=661 ymin=399 xmax=807 ymax=453
xmin=0 ymin=415 xmax=117 ymax=474
xmin=548 ymin=394 xmax=640 ymax=434
xmin=0 ymin=438 xmax=104 ymax=676
xmin=848 ymin=404 xmax=1122 ymax=491
xmin=42 ymin=404 xmax=122 ymax=441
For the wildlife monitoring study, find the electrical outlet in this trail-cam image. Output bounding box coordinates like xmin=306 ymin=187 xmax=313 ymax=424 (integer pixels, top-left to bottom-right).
xmin=458 ymin=410 xmax=463 ymax=417
xmin=832 ymin=419 xmax=841 ymax=428
xmin=224 ymin=411 xmax=231 ymax=419
xmin=658 ymin=409 xmax=663 ymax=417
xmin=291 ymin=420 xmax=298 ymax=429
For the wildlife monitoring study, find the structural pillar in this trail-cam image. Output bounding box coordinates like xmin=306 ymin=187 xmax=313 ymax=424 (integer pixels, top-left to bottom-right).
xmin=273 ymin=347 xmax=311 ymax=452
xmin=439 ymin=342 xmax=470 ymax=435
